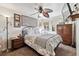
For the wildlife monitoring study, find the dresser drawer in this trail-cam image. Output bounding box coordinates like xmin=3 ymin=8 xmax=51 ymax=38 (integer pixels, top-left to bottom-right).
xmin=12 ymin=39 xmax=23 ymax=42
xmin=11 ymin=38 xmax=24 ymax=50
xmin=13 ymin=40 xmax=23 ymax=43
xmin=57 ymin=24 xmax=73 ymax=46
xmin=13 ymin=43 xmax=24 ymax=49
xmin=13 ymin=41 xmax=24 ymax=45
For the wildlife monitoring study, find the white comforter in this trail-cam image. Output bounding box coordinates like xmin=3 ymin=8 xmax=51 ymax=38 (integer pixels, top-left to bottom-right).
xmin=24 ymin=33 xmax=62 ymax=56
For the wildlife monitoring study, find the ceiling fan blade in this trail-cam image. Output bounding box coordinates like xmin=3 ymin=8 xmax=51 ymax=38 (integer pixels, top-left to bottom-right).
xmin=30 ymin=12 xmax=39 ymax=16
xmin=34 ymin=7 xmax=39 ymax=11
xmin=44 ymin=8 xmax=53 ymax=13
xmin=38 ymin=14 xmax=40 ymax=18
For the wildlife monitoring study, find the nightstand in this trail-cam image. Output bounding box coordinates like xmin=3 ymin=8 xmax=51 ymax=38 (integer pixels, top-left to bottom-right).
xmin=11 ymin=36 xmax=24 ymax=50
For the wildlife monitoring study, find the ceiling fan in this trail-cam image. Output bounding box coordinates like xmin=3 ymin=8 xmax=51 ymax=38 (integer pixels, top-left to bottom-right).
xmin=31 ymin=6 xmax=53 ymax=18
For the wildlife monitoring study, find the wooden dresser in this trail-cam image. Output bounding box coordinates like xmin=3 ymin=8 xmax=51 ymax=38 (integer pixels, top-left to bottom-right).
xmin=57 ymin=24 xmax=73 ymax=46
xmin=11 ymin=37 xmax=24 ymax=50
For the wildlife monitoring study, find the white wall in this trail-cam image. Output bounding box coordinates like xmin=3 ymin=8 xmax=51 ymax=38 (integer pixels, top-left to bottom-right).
xmin=50 ymin=15 xmax=63 ymax=31
xmin=0 ymin=5 xmax=23 ymax=30
xmin=38 ymin=15 xmax=63 ymax=31
xmin=76 ymin=20 xmax=79 ymax=56
xmin=0 ymin=15 xmax=6 ymax=33
xmin=0 ymin=6 xmax=37 ymax=51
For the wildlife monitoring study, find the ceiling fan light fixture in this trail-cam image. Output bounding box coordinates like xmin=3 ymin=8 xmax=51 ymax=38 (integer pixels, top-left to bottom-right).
xmin=43 ymin=11 xmax=49 ymax=18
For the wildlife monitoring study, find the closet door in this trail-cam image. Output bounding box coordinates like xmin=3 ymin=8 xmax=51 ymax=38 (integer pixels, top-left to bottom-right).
xmin=63 ymin=24 xmax=72 ymax=45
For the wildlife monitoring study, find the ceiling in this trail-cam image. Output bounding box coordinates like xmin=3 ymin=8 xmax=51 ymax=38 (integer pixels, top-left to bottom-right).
xmin=0 ymin=3 xmax=65 ymax=19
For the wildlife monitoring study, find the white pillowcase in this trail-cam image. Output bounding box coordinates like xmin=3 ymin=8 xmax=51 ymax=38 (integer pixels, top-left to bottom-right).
xmin=24 ymin=27 xmax=57 ymax=35
xmin=33 ymin=27 xmax=40 ymax=34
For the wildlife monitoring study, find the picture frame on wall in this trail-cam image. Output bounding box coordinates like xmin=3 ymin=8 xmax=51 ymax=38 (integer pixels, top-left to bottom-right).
xmin=14 ymin=13 xmax=20 ymax=27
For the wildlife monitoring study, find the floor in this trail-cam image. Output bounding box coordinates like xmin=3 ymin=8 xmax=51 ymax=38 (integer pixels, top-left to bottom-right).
xmin=55 ymin=44 xmax=76 ymax=56
xmin=1 ymin=46 xmax=40 ymax=56
xmin=0 ymin=44 xmax=76 ymax=56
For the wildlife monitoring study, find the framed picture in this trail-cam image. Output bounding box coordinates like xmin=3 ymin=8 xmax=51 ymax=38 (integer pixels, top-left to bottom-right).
xmin=14 ymin=13 xmax=20 ymax=27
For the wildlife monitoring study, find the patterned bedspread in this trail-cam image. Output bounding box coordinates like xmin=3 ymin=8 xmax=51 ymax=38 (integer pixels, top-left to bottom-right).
xmin=34 ymin=34 xmax=62 ymax=52
xmin=24 ymin=33 xmax=62 ymax=56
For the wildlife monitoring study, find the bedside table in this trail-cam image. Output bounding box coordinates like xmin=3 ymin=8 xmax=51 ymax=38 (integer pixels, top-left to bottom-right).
xmin=11 ymin=37 xmax=24 ymax=50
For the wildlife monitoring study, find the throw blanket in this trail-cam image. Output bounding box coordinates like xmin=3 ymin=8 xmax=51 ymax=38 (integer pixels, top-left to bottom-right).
xmin=34 ymin=34 xmax=62 ymax=52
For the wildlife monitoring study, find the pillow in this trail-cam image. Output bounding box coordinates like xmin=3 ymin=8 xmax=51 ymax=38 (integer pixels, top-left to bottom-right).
xmin=33 ymin=27 xmax=40 ymax=34
xmin=40 ymin=29 xmax=48 ymax=34
xmin=22 ymin=28 xmax=30 ymax=36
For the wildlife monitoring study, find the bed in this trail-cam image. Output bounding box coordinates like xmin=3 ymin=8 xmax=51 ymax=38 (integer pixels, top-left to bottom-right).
xmin=23 ymin=27 xmax=62 ymax=56
xmin=23 ymin=27 xmax=76 ymax=56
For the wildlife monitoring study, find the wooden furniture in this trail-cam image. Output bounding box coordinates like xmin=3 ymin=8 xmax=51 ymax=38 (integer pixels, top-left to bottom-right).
xmin=68 ymin=14 xmax=79 ymax=21
xmin=0 ymin=45 xmax=2 ymax=54
xmin=57 ymin=24 xmax=73 ymax=46
xmin=11 ymin=37 xmax=24 ymax=50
